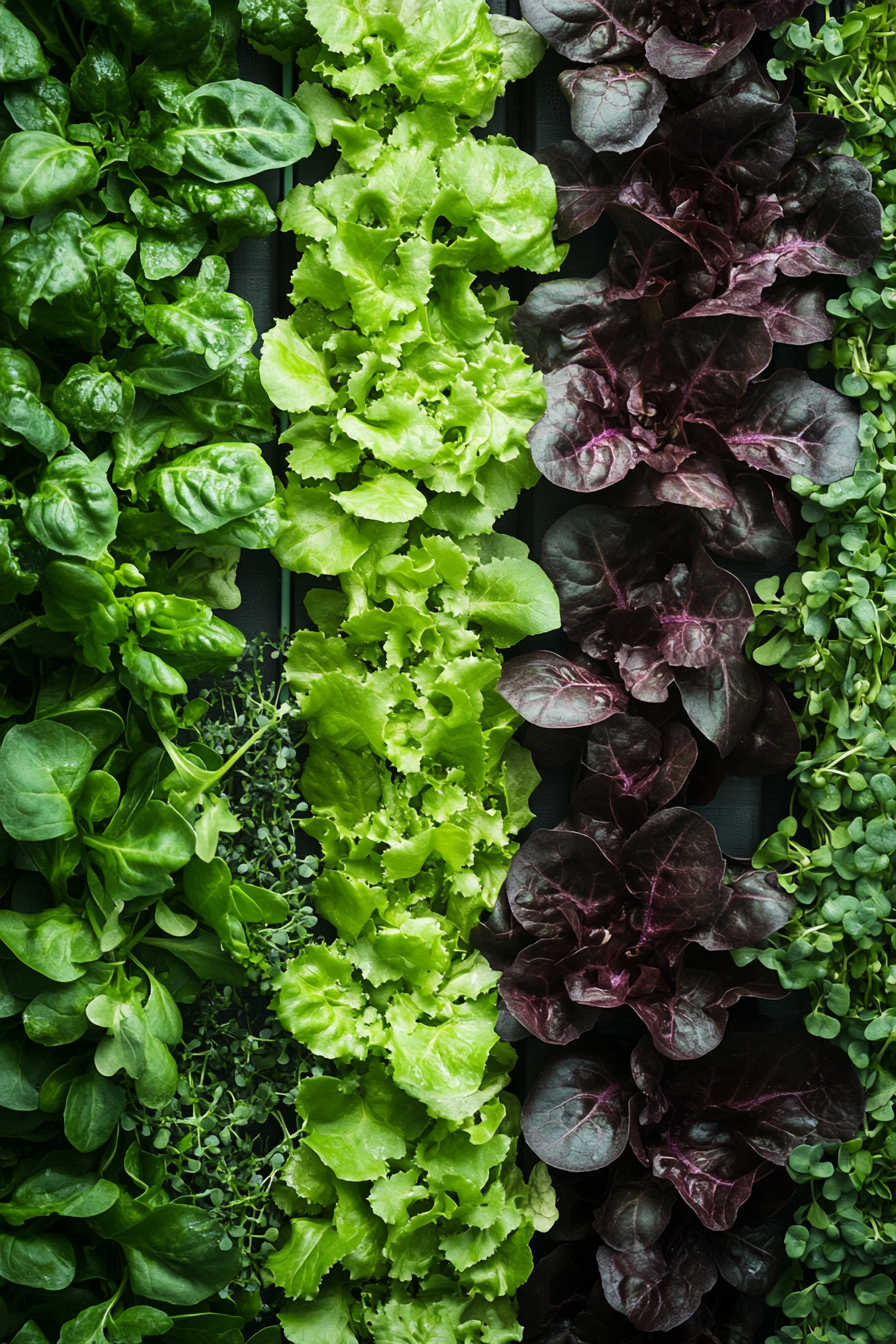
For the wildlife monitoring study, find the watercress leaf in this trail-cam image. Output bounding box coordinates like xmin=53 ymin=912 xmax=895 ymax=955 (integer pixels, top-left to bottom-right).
xmin=0 ymin=132 xmax=99 ymax=218
xmin=521 ymin=1049 xmax=635 ymax=1171
xmin=150 ymin=443 xmax=274 ymax=532
xmin=0 ymin=720 xmax=96 ymax=841
xmin=22 ymin=450 xmax=118 ymax=561
xmin=160 ymin=80 xmax=314 ymax=183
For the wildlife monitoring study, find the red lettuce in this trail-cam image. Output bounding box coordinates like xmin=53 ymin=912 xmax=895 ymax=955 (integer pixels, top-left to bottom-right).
xmin=519 ymin=0 xmax=812 ymax=153
xmin=474 ymin=781 xmax=792 ymax=1057
xmin=513 ymin=272 xmax=862 ymax=515
xmin=498 ymin=502 xmax=801 ymax=756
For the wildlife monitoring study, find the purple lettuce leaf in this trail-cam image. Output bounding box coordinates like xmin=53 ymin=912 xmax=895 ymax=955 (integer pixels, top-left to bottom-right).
xmin=468 ymin=886 xmax=530 ymax=970
xmin=519 ymin=0 xmax=652 ymax=64
xmin=690 ymin=472 xmax=794 ymax=563
xmin=597 ymin=1224 xmax=718 ymax=1331
xmin=647 ymin=1032 xmax=865 ymax=1229
xmin=513 ymin=270 xmax=637 ymax=373
xmin=722 ymin=368 xmax=861 ymax=483
xmin=522 ymin=1049 xmax=636 ymax=1172
xmin=695 ymin=867 xmax=794 ymax=952
xmin=581 ymin=714 xmax=699 ymax=820
xmin=629 ymin=963 xmax=788 ymax=1061
xmin=711 ymin=1218 xmax=784 ymax=1296
xmin=560 ymin=65 xmax=668 ymax=155
xmin=530 ymin=364 xmax=643 ymax=492
xmin=500 ymin=937 xmax=607 ymax=1045
xmin=747 ymin=0 xmax=813 ymax=29
xmin=536 ymin=141 xmax=620 ymax=239
xmin=644 ymin=11 xmax=755 ymax=80
xmin=620 ymin=807 xmax=726 ymax=941
xmin=595 ymin=1175 xmax=677 ymax=1251
xmin=542 ymin=502 xmax=657 ymax=644
xmin=669 ymin=92 xmax=796 ymax=191
xmin=498 ymin=650 xmax=628 ymax=728
xmin=506 ymin=827 xmax=622 ymax=939
xmin=723 ymin=673 xmax=800 ymax=776
xmin=688 ymin=279 xmax=833 ymax=346
xmin=658 ymin=316 xmax=772 ymax=418
xmin=676 ymin=654 xmax=762 ymax=758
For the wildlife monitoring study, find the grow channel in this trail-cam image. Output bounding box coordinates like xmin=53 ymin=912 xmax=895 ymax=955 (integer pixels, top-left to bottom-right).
xmin=0 ymin=1 xmax=890 ymax=1343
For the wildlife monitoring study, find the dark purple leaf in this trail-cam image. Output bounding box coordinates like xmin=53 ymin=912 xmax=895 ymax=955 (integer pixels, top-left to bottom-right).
xmin=659 ymin=316 xmax=772 ymax=418
xmin=777 ymin=153 xmax=873 ymax=218
xmin=646 ymin=451 xmax=737 ymax=512
xmin=630 ymin=964 xmax=789 ymax=1061
xmin=595 ymin=1176 xmax=676 ymax=1251
xmin=542 ymin=504 xmax=657 ymax=644
xmin=712 ymin=1219 xmax=784 ymax=1296
xmin=676 ymin=654 xmax=762 ymax=758
xmin=584 ymin=714 xmax=666 ymax=809
xmin=630 ymin=1036 xmax=669 ymax=1125
xmin=597 ymin=1224 xmax=717 ymax=1331
xmin=793 ymin=111 xmax=847 ymax=157
xmin=644 ymin=12 xmax=755 ymax=80
xmin=560 ymin=65 xmax=668 ymax=155
xmin=765 ymin=189 xmax=882 ymax=278
xmin=695 ymin=868 xmax=794 ymax=952
xmin=512 ymin=271 xmax=637 ymax=372
xmin=724 ymin=368 xmax=860 ymax=483
xmin=650 ymin=1032 xmax=865 ymax=1228
xmin=689 ymin=279 xmax=833 ymax=346
xmin=650 ymin=549 xmax=755 ymax=670
xmin=670 ymin=93 xmax=796 ymax=190
xmin=621 ymin=807 xmax=725 ymax=941
xmin=501 ymin=938 xmax=606 ymax=1045
xmin=498 ymin=650 xmax=628 ymax=728
xmin=530 ymin=365 xmax=642 ymax=492
xmin=506 ymin=827 xmax=622 ymax=938
xmin=747 ymin=0 xmax=814 ymax=30
xmin=469 ymin=887 xmax=530 ymax=970
xmin=519 ymin=0 xmax=652 ymax=63
xmin=692 ymin=472 xmax=794 ymax=563
xmin=651 ymin=723 xmax=700 ymax=808
xmin=537 ymin=141 xmax=618 ymax=239
xmin=724 ymin=672 xmax=800 ymax=776
xmin=522 ymin=1050 xmax=636 ymax=1171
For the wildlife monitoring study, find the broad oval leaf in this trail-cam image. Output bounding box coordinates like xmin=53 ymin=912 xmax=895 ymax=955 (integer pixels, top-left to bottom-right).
xmin=0 ymin=132 xmax=98 ymax=218
xmin=466 ymin=556 xmax=561 ymax=647
xmin=163 ymin=80 xmax=314 ymax=183
xmin=597 ymin=1225 xmax=717 ymax=1332
xmin=724 ymin=368 xmax=860 ymax=484
xmin=21 ymin=449 xmax=118 ymax=560
xmin=0 ymin=720 xmax=96 ymax=841
xmin=0 ymin=7 xmax=51 ymax=81
xmin=507 ymin=828 xmax=621 ymax=937
xmin=153 ymin=443 xmax=274 ymax=533
xmin=498 ymin=650 xmax=627 ymax=728
xmin=116 ymin=1204 xmax=240 ymax=1304
xmin=644 ymin=12 xmax=754 ymax=78
xmin=521 ymin=1050 xmax=634 ymax=1171
xmin=559 ymin=64 xmax=667 ymax=155
xmin=0 ymin=1230 xmax=75 ymax=1291
xmin=519 ymin=0 xmax=651 ymax=63
xmin=621 ymin=807 xmax=726 ymax=939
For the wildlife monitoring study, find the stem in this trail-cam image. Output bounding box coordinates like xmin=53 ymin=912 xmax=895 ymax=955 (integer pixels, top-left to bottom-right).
xmin=0 ymin=616 xmax=42 ymax=648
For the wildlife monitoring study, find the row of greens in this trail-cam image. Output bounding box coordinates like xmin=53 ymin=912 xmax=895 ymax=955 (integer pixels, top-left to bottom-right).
xmin=243 ymin=1 xmax=572 ymax=1340
xmin=464 ymin=0 xmax=888 ymax=1341
xmin=0 ymin=1 xmax=324 ymax=1338
xmin=740 ymin=6 xmax=896 ymax=1343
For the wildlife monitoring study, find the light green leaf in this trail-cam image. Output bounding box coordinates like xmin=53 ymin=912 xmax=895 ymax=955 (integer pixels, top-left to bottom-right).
xmin=337 ymin=474 xmax=425 ymax=523
xmin=260 ymin=318 xmax=335 ymax=413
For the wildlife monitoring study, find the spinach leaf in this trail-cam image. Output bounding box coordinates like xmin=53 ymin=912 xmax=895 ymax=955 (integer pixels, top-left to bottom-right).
xmin=0 ymin=133 xmax=99 ymax=218
xmin=160 ymin=80 xmax=314 ymax=182
xmin=0 ymin=721 xmax=97 ymax=841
